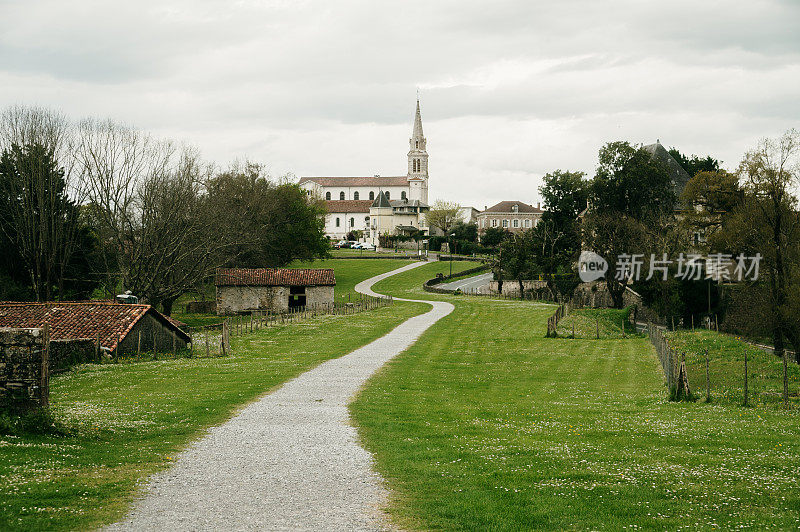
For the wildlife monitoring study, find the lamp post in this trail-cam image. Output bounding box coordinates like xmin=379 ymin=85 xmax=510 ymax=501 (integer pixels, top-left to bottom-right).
xmin=449 ymin=232 xmax=456 ymax=277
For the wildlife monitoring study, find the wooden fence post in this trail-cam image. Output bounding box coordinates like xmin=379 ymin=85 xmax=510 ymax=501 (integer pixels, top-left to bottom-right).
xmin=743 ymin=348 xmax=749 ymax=406
xmin=172 ymin=330 xmax=176 ymax=355
xmin=783 ymin=350 xmax=789 ymax=409
xmin=137 ymin=331 xmax=141 ymax=357
xmin=40 ymin=323 xmax=50 ymax=408
xmin=596 ymin=316 xmax=599 ymax=340
xmin=705 ymin=349 xmax=710 ymax=402
xmin=205 ymin=328 xmax=210 ymax=358
xmin=96 ymin=332 xmax=101 ymax=362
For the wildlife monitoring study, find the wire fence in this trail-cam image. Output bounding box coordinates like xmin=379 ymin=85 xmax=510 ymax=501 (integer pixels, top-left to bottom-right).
xmin=187 ymin=294 xmax=393 ymax=357
xmin=647 ymin=322 xmax=692 ymax=400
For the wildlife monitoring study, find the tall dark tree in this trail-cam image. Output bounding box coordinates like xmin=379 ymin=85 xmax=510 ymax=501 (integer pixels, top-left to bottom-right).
xmin=206 ymin=162 xmax=329 ymax=268
xmin=668 ymin=148 xmax=720 ymax=177
xmin=0 ymin=142 xmax=95 ymax=300
xmin=591 ymin=141 xmax=675 ymax=222
xmin=538 ymin=169 xmax=588 ymax=271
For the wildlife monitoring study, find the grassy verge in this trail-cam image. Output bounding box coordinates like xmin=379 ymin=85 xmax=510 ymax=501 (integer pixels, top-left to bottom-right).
xmin=667 ymin=329 xmax=800 ymax=408
xmin=556 ymin=307 xmax=638 ymax=339
xmin=352 ymin=267 xmax=800 ymax=530
xmin=0 ymin=264 xmax=426 ymax=530
xmin=172 ymin=258 xmax=414 ymax=327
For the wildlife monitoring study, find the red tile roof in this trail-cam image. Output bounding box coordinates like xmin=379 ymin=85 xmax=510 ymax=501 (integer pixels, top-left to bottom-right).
xmin=0 ymin=302 xmax=190 ymax=351
xmin=324 ymin=200 xmax=373 ymax=213
xmin=481 ymin=201 xmax=544 ymax=214
xmin=215 ymin=268 xmax=336 ymax=287
xmin=299 ymin=176 xmax=409 ymax=187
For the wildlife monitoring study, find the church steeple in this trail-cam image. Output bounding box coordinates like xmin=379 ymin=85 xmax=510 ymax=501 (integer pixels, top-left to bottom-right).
xmin=407 ymin=98 xmax=428 ymax=178
xmin=407 ymin=97 xmax=429 ymax=204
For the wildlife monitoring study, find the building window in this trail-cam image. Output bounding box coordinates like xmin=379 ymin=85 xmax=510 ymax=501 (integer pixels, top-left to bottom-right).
xmin=492 ymin=219 xmax=498 ymax=227
xmin=350 ymin=217 xmax=354 ymax=227
xmin=503 ymin=219 xmax=509 ymax=228
xmin=339 ymin=191 xmax=345 ymax=200
xmin=524 ymin=219 xmax=531 ymax=228
xmin=325 ymin=192 xmax=331 ymax=200
xmin=353 ymin=191 xmax=359 ymax=200
xmin=385 ymin=191 xmax=390 ymax=200
xmin=369 ymin=191 xmax=375 ymax=200
xmin=364 ymin=216 xmax=369 ymax=226
xmin=512 ymin=204 xmax=518 ymax=213
xmin=401 ymin=191 xmax=407 ymax=200
xmin=415 ymin=140 xmax=419 ymax=149
xmin=513 ymin=219 xmax=519 ymax=228
xmin=335 ymin=217 xmax=340 ymax=227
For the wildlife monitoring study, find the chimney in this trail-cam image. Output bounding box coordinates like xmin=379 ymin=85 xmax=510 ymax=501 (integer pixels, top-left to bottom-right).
xmin=484 ymin=205 xmax=487 ymax=211
xmin=537 ymin=202 xmax=540 ymax=209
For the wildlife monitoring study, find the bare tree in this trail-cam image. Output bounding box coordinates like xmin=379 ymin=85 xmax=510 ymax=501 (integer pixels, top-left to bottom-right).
xmin=426 ymin=200 xmax=461 ymax=236
xmin=736 ymin=129 xmax=800 ymax=364
xmin=76 ymin=120 xmax=232 ymax=313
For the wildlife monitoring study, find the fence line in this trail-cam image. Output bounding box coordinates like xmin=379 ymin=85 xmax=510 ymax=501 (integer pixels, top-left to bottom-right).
xmin=647 ymin=322 xmax=691 ymax=399
xmin=188 ymin=294 xmax=394 ymax=357
xmin=546 ymin=302 xmax=570 ymax=338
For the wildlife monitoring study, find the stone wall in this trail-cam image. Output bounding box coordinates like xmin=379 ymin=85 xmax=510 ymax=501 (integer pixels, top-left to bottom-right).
xmin=0 ymin=328 xmax=48 ymax=409
xmin=217 ymin=285 xmax=334 ymax=315
xmin=306 ymin=286 xmax=334 ymax=308
xmin=489 ymin=280 xmax=548 ymax=295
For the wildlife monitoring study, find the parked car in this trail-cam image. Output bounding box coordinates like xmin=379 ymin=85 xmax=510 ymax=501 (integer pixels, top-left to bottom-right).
xmin=334 ymin=240 xmax=351 ymax=249
xmin=359 ymin=242 xmax=376 ymax=250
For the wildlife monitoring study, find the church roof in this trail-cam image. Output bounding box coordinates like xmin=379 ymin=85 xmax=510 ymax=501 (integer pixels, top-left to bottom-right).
xmin=642 ymin=141 xmax=691 ymax=195
xmin=389 ymin=199 xmax=428 ymax=209
xmin=482 ymin=201 xmax=543 ymax=214
xmin=371 ymin=191 xmax=392 ymax=208
xmin=324 ymin=200 xmax=372 ymax=213
xmin=298 ymin=176 xmax=409 ymax=187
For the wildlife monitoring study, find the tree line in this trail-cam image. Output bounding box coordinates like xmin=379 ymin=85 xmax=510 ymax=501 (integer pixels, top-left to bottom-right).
xmin=427 ymin=133 xmax=800 ymax=363
xmin=0 ymin=106 xmax=328 ymax=314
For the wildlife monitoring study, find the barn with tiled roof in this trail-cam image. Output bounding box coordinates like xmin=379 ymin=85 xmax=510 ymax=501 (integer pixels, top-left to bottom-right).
xmin=215 ymin=268 xmax=335 ymax=315
xmin=0 ymin=301 xmax=190 ymax=356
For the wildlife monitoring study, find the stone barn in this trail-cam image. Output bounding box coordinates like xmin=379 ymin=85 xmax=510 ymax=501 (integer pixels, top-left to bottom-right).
xmin=215 ymin=268 xmax=336 ymax=315
xmin=0 ymin=302 xmax=190 ymax=357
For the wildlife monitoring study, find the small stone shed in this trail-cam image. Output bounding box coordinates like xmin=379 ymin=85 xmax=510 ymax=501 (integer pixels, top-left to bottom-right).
xmin=0 ymin=302 xmax=190 ymax=357
xmin=215 ymin=268 xmax=336 ymax=315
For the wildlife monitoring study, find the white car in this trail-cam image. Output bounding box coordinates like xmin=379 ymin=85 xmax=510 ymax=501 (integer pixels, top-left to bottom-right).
xmin=359 ymin=242 xmax=376 ymax=250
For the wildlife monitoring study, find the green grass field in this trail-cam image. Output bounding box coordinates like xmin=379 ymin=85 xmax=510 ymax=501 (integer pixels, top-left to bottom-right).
xmin=0 ymin=260 xmax=425 ymax=531
xmin=668 ymin=329 xmax=800 ymax=408
xmin=353 ymin=268 xmax=800 ymax=530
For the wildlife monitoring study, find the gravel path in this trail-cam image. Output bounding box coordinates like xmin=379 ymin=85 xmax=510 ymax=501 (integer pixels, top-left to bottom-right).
xmin=109 ymin=261 xmax=452 ymax=531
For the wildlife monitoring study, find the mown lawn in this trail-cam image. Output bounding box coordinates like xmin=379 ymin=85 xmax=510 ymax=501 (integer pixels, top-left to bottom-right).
xmin=668 ymin=329 xmax=800 ymax=408
xmin=0 ymin=262 xmax=426 ymax=530
xmin=556 ymin=307 xmax=638 ymax=339
xmin=353 ymin=268 xmax=800 ymax=530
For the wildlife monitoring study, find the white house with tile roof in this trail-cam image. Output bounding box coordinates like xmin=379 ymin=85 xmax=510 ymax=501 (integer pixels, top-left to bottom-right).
xmin=299 ymin=99 xmax=430 ymax=240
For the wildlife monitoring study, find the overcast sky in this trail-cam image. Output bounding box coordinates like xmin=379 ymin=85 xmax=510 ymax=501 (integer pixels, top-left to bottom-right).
xmin=1 ymin=0 xmax=799 ymax=208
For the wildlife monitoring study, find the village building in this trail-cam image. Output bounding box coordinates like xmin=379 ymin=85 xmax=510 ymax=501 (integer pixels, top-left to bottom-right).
xmin=215 ymin=268 xmax=335 ymax=315
xmin=458 ymin=206 xmax=480 ymax=225
xmin=477 ymin=201 xmax=544 ymax=234
xmin=0 ymin=301 xmax=190 ymax=356
xmin=299 ymin=99 xmax=431 ymax=242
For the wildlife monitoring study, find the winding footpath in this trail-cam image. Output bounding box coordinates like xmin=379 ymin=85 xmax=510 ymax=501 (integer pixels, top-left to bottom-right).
xmin=109 ymin=261 xmax=453 ymax=531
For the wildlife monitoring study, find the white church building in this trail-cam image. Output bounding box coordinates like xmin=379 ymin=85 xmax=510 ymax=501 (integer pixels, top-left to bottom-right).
xmin=299 ymin=99 xmax=431 ymax=242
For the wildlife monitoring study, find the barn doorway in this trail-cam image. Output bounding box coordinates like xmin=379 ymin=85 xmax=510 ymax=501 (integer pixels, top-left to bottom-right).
xmin=289 ymin=286 xmax=306 ymax=309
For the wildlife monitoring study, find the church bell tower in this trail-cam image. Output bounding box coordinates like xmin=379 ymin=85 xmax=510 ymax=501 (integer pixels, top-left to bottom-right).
xmin=407 ymin=98 xmax=429 ymax=204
